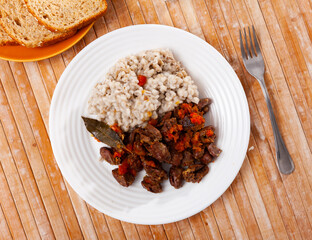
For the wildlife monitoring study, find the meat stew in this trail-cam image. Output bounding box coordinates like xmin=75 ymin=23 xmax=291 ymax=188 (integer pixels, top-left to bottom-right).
xmin=96 ymin=98 xmax=222 ymax=193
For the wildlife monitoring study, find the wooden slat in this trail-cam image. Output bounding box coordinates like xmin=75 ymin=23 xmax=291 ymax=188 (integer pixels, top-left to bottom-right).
xmin=176 ymin=219 xmax=195 ymax=240
xmin=135 ymin=225 xmax=154 ymax=240
xmin=179 ymin=0 xmax=205 ymax=39
xmin=137 ymin=0 xmax=160 ymax=24
xmin=200 ymin=207 xmax=222 ymax=240
xmin=104 ymin=0 xmax=124 ymax=31
xmin=49 ymin=55 xmax=66 ymax=81
xmin=150 ymin=0 xmax=173 ymax=26
xmin=212 ymin=198 xmax=236 ymax=239
xmin=150 ymin=225 xmax=168 ymax=240
xmin=222 ymin=188 xmax=249 ymax=240
xmin=120 ymin=222 xmax=140 ymax=240
xmin=0 ymin=123 xmax=41 ymax=240
xmin=188 ymin=214 xmax=209 ymax=240
xmin=65 ymin=185 xmax=98 ymax=239
xmin=163 ymin=223 xmax=182 ymax=240
xmin=240 ymin=159 xmax=276 ymax=240
xmin=88 ymin=205 xmax=113 ymax=240
xmin=274 ymin=0 xmax=312 ymax=113
xmin=105 ymin=215 xmax=127 ymax=240
xmin=165 ymin=0 xmax=188 ymax=31
xmin=295 ymin=0 xmax=312 ymax=43
xmin=0 ymin=205 xmax=12 ymax=240
xmin=247 ymin=95 xmax=302 ymax=239
xmin=93 ymin=17 xmax=109 ymax=37
xmin=231 ymin=174 xmax=263 ymax=240
xmin=0 ymin=162 xmax=27 ymax=240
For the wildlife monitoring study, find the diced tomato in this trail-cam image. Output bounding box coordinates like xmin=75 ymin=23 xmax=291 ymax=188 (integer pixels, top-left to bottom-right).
xmin=191 ymin=132 xmax=201 ymax=145
xmin=111 ymin=123 xmax=122 ymax=133
xmin=193 ymin=146 xmax=203 ymax=153
xmin=175 ymin=140 xmax=185 ymax=152
xmin=206 ymin=129 xmax=214 ymax=137
xmin=148 ymin=118 xmax=158 ymax=126
xmin=190 ymin=112 xmax=205 ymax=125
xmin=113 ymin=151 xmax=122 ymax=158
xmin=118 ymin=161 xmax=129 ymax=175
xmin=181 ymin=103 xmax=192 ymax=113
xmin=178 ymin=109 xmax=185 ymax=119
xmin=167 ymin=124 xmax=183 ymax=142
xmin=137 ymin=75 xmax=147 ymax=86
xmin=191 ymin=132 xmax=203 ymax=152
xmin=192 ymin=105 xmax=199 ymax=113
xmin=145 ymin=160 xmax=156 ymax=168
xmin=167 ymin=132 xmax=175 ymax=141
xmin=182 ymin=133 xmax=191 ymax=149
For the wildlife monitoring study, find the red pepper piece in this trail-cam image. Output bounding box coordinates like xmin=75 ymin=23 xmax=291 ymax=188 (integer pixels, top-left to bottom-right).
xmin=181 ymin=103 xmax=192 ymax=114
xmin=174 ymin=140 xmax=185 ymax=152
xmin=118 ymin=161 xmax=129 ymax=175
xmin=111 ymin=123 xmax=122 ymax=133
xmin=137 ymin=75 xmax=147 ymax=86
xmin=206 ymin=129 xmax=214 ymax=137
xmin=145 ymin=160 xmax=156 ymax=168
xmin=113 ymin=151 xmax=122 ymax=158
xmin=190 ymin=112 xmax=205 ymax=125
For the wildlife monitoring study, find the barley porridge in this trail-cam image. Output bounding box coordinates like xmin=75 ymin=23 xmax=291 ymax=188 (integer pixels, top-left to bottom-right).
xmin=88 ymin=49 xmax=199 ymax=132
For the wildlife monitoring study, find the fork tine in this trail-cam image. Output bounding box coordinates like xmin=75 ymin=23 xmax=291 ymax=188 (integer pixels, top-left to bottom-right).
xmin=252 ymin=25 xmax=261 ymax=55
xmin=244 ymin=28 xmax=251 ymax=59
xmin=239 ymin=29 xmax=247 ymax=59
xmin=248 ymin=27 xmax=256 ymax=57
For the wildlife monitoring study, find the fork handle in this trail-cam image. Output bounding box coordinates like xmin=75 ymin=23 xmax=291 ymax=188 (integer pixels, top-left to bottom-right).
xmin=258 ymin=78 xmax=295 ymax=174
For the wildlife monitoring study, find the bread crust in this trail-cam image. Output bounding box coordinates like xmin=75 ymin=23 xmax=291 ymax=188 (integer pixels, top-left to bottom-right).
xmin=0 ymin=32 xmax=18 ymax=46
xmin=24 ymin=0 xmax=107 ymax=32
xmin=0 ymin=40 xmax=19 ymax=46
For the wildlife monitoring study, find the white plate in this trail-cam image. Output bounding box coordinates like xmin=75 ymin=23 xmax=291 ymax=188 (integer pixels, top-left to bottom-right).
xmin=50 ymin=24 xmax=250 ymax=225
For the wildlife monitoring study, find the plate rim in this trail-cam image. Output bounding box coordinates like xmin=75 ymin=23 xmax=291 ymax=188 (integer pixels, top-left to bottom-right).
xmin=49 ymin=24 xmax=250 ymax=225
xmin=0 ymin=23 xmax=94 ymax=62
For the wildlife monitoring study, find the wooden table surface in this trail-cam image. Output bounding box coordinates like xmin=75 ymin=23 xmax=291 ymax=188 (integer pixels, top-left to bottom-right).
xmin=1 ymin=0 xmax=312 ymax=239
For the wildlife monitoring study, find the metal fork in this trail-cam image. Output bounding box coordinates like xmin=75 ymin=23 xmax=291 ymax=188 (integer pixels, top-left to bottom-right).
xmin=239 ymin=26 xmax=294 ymax=174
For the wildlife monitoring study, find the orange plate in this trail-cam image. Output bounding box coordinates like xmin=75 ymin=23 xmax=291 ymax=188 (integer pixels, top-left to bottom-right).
xmin=0 ymin=23 xmax=94 ymax=62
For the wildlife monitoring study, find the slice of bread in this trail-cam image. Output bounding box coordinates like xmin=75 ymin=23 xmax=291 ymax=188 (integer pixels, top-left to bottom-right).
xmin=0 ymin=11 xmax=17 ymax=46
xmin=24 ymin=0 xmax=107 ymax=32
xmin=0 ymin=0 xmax=76 ymax=48
xmin=0 ymin=25 xmax=18 ymax=46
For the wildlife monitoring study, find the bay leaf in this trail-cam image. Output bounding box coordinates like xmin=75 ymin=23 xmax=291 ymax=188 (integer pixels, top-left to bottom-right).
xmin=82 ymin=117 xmax=125 ymax=149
